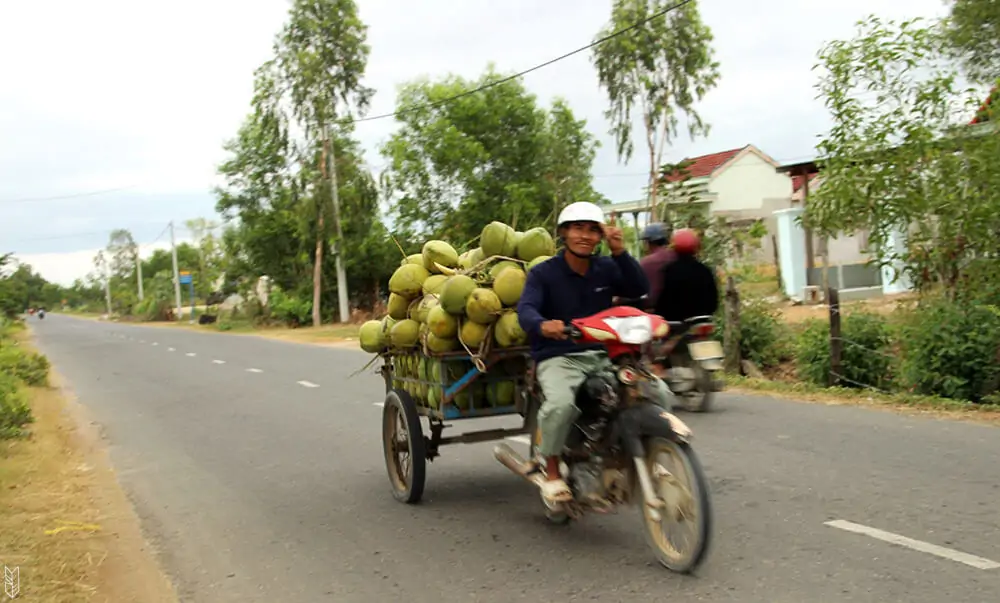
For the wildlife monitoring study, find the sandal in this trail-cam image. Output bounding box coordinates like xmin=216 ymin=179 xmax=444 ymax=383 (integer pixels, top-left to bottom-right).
xmin=540 ymin=478 xmax=574 ymax=504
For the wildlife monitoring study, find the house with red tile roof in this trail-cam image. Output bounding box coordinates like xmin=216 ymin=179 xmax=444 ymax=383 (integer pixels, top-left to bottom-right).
xmin=606 ymin=144 xmax=793 ymax=221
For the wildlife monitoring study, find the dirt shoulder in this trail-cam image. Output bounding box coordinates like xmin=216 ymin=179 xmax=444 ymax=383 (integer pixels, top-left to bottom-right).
xmin=0 ymin=343 xmax=177 ymax=602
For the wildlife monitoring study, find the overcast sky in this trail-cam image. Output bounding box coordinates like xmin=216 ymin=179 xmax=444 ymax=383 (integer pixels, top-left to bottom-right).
xmin=1 ymin=0 xmax=952 ymax=285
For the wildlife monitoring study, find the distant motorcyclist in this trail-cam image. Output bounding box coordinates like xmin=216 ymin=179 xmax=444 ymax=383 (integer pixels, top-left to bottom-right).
xmin=653 ymin=228 xmax=719 ymax=323
xmin=638 ymin=222 xmax=677 ymax=311
xmin=517 ymin=202 xmax=673 ymax=505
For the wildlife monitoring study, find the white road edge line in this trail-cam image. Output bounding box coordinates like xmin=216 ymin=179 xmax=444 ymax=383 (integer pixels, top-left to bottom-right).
xmin=185 ymin=352 xmax=197 ymax=357
xmin=212 ymin=359 xmax=226 ymax=364
xmin=246 ymin=368 xmax=263 ymax=373
xmin=824 ymin=519 xmax=1000 ymax=570
xmin=297 ymin=380 xmax=320 ymax=388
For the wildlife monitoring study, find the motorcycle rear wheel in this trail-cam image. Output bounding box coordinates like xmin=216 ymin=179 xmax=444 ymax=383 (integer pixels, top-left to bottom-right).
xmin=639 ymin=436 xmax=712 ymax=573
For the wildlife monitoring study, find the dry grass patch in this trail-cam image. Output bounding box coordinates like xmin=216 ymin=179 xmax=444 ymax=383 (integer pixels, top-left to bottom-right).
xmin=1 ymin=338 xmax=176 ymax=602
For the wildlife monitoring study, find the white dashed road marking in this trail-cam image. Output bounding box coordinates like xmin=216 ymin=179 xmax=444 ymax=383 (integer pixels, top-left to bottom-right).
xmin=297 ymin=380 xmax=320 ymax=388
xmin=186 ymin=352 xmax=197 ymax=357
xmin=246 ymin=368 xmax=263 ymax=373
xmin=373 ymin=402 xmax=384 ymax=408
xmin=507 ymin=435 xmax=531 ymax=445
xmin=152 ymin=342 xmax=159 ymax=346
xmin=167 ymin=347 xmax=175 ymax=352
xmin=825 ymin=520 xmax=1000 ymax=570
xmin=212 ymin=359 xmax=226 ymax=365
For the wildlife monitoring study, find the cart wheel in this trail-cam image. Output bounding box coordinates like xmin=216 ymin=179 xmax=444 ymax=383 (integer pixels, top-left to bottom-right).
xmin=382 ymin=389 xmax=427 ymax=504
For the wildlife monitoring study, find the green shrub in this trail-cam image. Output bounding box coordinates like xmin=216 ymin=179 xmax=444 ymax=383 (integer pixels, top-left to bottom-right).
xmin=0 ymin=344 xmax=50 ymax=387
xmin=897 ymin=296 xmax=1000 ymax=402
xmin=268 ymin=287 xmax=312 ymax=327
xmin=715 ymin=296 xmax=791 ymax=369
xmin=0 ymin=371 xmax=32 ymax=438
xmin=794 ymin=312 xmax=895 ymax=390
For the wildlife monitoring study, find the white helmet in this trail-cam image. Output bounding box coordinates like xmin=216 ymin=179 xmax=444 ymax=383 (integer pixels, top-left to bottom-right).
xmin=557 ymin=201 xmax=605 ymax=228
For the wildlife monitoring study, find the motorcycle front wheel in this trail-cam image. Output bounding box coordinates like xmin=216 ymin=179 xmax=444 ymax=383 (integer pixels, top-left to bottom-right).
xmin=638 ymin=436 xmax=712 ymax=573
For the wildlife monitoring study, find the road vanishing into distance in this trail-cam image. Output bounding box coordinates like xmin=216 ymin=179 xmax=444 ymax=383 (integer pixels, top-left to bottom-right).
xmin=30 ymin=313 xmax=1000 ymax=602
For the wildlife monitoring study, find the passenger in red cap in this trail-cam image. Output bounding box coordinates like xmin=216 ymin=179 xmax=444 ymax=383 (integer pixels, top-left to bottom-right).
xmin=653 ymin=228 xmax=719 ymax=322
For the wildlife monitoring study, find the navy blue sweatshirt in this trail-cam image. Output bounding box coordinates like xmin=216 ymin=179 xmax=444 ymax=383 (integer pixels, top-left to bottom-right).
xmin=517 ymin=251 xmax=650 ymax=363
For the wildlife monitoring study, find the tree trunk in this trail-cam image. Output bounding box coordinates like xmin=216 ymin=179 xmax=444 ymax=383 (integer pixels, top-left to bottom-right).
xmin=312 ymin=137 xmax=329 ymax=328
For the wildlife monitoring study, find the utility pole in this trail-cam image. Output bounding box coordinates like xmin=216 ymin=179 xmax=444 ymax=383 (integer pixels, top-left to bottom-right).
xmin=103 ymin=259 xmax=113 ymax=317
xmin=135 ymin=248 xmax=144 ymax=302
xmin=170 ymin=221 xmax=182 ymax=321
xmin=326 ymin=123 xmax=349 ymax=323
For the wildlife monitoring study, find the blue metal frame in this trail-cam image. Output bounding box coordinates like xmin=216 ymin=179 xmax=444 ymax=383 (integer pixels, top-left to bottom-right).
xmin=383 ymin=346 xmax=531 ymax=422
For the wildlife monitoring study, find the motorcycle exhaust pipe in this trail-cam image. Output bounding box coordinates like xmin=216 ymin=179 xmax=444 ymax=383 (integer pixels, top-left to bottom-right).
xmin=494 ymin=443 xmax=547 ymax=488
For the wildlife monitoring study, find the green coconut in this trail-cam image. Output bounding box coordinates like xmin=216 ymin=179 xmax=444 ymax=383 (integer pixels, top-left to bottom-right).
xmin=427 ymin=305 xmax=458 ymax=339
xmin=481 ymin=221 xmax=518 ymax=258
xmin=439 ymin=274 xmax=477 ymax=315
xmin=387 ymin=293 xmax=410 ymax=320
xmin=517 ymin=227 xmax=556 ymax=261
xmin=402 ymin=253 xmax=423 ymax=266
xmin=494 ymin=311 xmax=527 ymax=347
xmin=389 ymin=319 xmax=421 ymax=349
xmin=380 ymin=315 xmax=398 ymax=340
xmin=493 ymin=268 xmax=526 ymax=306
xmin=489 ymin=260 xmax=521 ymax=281
xmin=527 ymin=255 xmax=552 ymax=273
xmin=466 ymin=288 xmax=502 ymax=324
xmin=422 ymin=240 xmax=460 ymax=273
xmin=422 ymin=274 xmax=448 ymax=296
xmin=359 ymin=320 xmax=385 ymax=353
xmin=487 ymin=380 xmax=516 ymax=407
xmin=428 ymin=386 xmax=442 ymax=409
xmin=413 ymin=294 xmax=439 ymax=323
xmin=389 ymin=263 xmax=430 ymax=299
xmin=466 ymin=247 xmax=486 ymax=270
xmin=427 ymin=332 xmax=458 ymax=354
xmin=459 ymin=320 xmax=489 ymax=348
xmin=458 ymin=247 xmax=485 ymax=270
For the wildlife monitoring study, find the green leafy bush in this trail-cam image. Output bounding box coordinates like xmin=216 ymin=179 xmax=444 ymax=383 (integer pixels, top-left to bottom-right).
xmin=794 ymin=312 xmax=895 ymax=390
xmin=268 ymin=287 xmax=312 ymax=327
xmin=0 ymin=344 xmax=50 ymax=387
xmin=0 ymin=371 xmax=32 ymax=438
xmin=897 ymin=295 xmax=1000 ymax=402
xmin=715 ymin=296 xmax=791 ymax=369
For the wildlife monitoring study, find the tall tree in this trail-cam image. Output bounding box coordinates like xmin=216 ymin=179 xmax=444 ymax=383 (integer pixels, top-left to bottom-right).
xmin=591 ymin=0 xmax=720 ymax=218
xmin=380 ymin=66 xmax=603 ymax=245
xmin=945 ymin=0 xmax=1000 ymax=86
xmin=806 ymin=15 xmax=1000 ymax=296
xmin=271 ymin=0 xmax=375 ymax=326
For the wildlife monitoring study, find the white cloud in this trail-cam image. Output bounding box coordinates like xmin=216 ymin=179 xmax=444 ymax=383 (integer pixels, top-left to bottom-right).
xmin=1 ymin=0 xmax=956 ymax=285
xmin=17 ymin=238 xmax=195 ymax=288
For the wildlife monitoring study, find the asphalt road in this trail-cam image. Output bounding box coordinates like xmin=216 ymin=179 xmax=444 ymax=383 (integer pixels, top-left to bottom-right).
xmin=28 ymin=313 xmax=1000 ymax=602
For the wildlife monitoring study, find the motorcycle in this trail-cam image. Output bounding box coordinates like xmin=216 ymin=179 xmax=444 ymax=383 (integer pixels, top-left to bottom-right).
xmin=37 ymin=310 xmax=45 ymax=320
xmin=656 ymin=315 xmax=725 ymax=413
xmin=494 ymin=305 xmax=713 ymax=573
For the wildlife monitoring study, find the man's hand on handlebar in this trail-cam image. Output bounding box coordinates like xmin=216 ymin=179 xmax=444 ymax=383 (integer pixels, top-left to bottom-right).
xmin=541 ymin=320 xmax=568 ymax=340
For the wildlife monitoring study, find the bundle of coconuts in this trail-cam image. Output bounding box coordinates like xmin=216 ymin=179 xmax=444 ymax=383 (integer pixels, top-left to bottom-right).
xmin=358 ymin=220 xmax=555 ymax=410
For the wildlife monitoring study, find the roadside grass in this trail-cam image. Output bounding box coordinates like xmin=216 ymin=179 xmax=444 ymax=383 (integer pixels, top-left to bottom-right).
xmin=724 ymin=373 xmax=1000 ymax=426
xmin=0 ymin=329 xmax=177 ymax=602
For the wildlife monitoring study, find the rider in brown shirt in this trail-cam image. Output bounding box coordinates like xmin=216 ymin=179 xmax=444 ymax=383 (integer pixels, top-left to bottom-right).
xmin=639 ymin=222 xmax=677 ymax=310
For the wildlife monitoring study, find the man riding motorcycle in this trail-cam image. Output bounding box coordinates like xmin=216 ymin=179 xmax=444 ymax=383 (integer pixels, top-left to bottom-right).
xmin=639 ymin=222 xmax=677 ymax=311
xmin=517 ymin=201 xmax=674 ymax=505
xmin=653 ymin=228 xmax=719 ymax=323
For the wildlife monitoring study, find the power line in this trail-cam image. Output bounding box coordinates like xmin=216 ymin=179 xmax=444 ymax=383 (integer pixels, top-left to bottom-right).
xmin=352 ymin=0 xmax=695 ymax=124
xmin=0 ymin=185 xmax=137 ymax=204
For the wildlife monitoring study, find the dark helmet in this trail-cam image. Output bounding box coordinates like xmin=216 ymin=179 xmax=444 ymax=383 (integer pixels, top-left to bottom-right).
xmin=641 ymin=222 xmax=670 ymax=245
xmin=671 ymin=228 xmax=701 ymax=255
